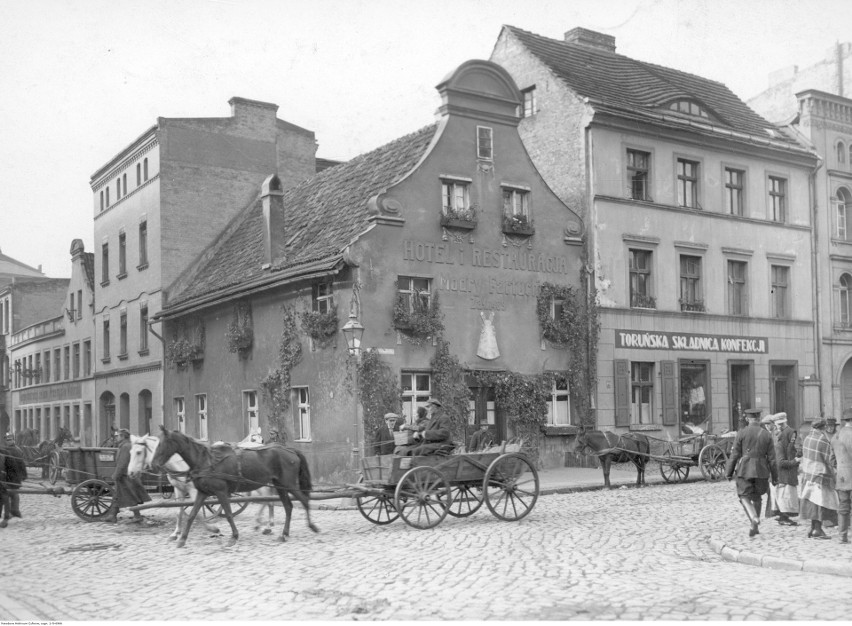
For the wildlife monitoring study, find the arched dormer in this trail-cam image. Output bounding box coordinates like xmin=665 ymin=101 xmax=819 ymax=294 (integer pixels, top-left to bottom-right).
xmin=659 ymin=98 xmax=721 ymax=124
xmin=435 ymin=60 xmax=522 ymax=126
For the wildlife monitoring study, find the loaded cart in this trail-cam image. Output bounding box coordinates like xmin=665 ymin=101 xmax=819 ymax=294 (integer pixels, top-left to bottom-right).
xmin=646 ymin=432 xmax=735 ymax=483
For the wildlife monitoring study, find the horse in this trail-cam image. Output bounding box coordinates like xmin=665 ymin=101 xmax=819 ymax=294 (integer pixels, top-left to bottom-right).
xmin=235 ymin=431 xmax=277 ymax=535
xmin=17 ymin=427 xmax=73 ymax=479
xmin=574 ymin=427 xmax=650 ymax=489
xmin=151 ymin=427 xmax=318 ymax=548
xmin=127 ymin=434 xmax=221 ymax=540
xmin=15 ymin=428 xmax=39 ymax=447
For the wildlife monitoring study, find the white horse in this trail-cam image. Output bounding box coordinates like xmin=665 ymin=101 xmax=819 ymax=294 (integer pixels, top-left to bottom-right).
xmin=128 ymin=434 xmax=221 ymax=540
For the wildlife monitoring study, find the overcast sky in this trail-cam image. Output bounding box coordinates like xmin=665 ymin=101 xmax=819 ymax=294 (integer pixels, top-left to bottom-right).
xmin=2 ymin=0 xmax=850 ymax=278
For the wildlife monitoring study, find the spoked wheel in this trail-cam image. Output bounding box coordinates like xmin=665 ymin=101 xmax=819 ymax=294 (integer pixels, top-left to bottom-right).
xmin=71 ymin=479 xmax=114 ymax=522
xmin=356 ymin=490 xmax=399 ymax=525
xmin=394 ymin=466 xmax=450 ymax=529
xmin=483 ymin=453 xmax=540 ymax=522
xmin=698 ymin=444 xmax=727 ymax=481
xmin=48 ymin=449 xmax=63 ymax=485
xmin=447 ymin=483 xmax=484 ymax=518
xmin=203 ymin=495 xmax=250 ymax=518
xmin=660 ymin=452 xmax=690 ymax=483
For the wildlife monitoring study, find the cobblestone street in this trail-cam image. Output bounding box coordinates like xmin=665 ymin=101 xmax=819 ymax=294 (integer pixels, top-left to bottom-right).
xmin=2 ymin=476 xmax=851 ymax=621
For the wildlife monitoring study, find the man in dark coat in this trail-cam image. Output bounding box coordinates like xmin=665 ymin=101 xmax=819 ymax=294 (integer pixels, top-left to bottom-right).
xmin=726 ymin=408 xmax=778 ymax=537
xmin=468 ymin=424 xmax=494 ymax=452
xmin=373 ymin=413 xmax=400 ymax=456
xmin=103 ymin=429 xmax=150 ymax=523
xmin=405 ymin=399 xmax=455 ymax=456
xmin=1 ymin=433 xmax=28 ymax=527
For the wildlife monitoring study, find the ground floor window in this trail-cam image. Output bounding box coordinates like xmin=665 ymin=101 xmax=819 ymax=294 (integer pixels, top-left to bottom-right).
xmin=174 ymin=397 xmax=185 ymax=434
xmin=401 ymin=372 xmax=431 ymax=425
xmin=243 ymin=390 xmax=258 ymax=435
xmin=546 ymin=378 xmax=571 ymax=425
xmin=196 ymin=394 xmax=207 ymax=441
xmin=293 ymin=387 xmax=311 ymax=441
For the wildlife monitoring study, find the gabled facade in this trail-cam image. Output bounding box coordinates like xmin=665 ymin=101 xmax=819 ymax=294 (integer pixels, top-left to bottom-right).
xmin=492 ymin=26 xmax=820 ymax=437
xmin=88 ymin=98 xmax=319 ymax=443
xmin=157 ymin=60 xmax=586 ymax=478
xmin=8 ymin=240 xmax=96 ymax=443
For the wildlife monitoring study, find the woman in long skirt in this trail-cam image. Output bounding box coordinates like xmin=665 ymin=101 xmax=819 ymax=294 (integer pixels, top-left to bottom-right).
xmin=798 ymin=418 xmax=839 ymax=539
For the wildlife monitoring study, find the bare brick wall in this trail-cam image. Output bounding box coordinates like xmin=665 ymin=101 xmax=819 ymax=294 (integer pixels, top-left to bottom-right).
xmin=10 ymin=280 xmax=69 ymax=332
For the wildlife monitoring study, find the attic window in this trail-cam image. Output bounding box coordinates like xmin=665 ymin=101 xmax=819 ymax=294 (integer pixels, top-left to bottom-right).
xmin=477 ymin=126 xmax=493 ymax=160
xmin=667 ymin=100 xmax=709 ymax=119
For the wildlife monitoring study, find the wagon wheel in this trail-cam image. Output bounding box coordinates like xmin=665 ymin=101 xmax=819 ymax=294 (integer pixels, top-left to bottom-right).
xmin=48 ymin=449 xmax=63 ymax=485
xmin=203 ymin=494 xmax=250 ymax=518
xmin=71 ymin=479 xmax=114 ymax=522
xmin=447 ymin=483 xmax=484 ymax=518
xmin=483 ymin=453 xmax=540 ymax=522
xmin=660 ymin=452 xmax=690 ymax=483
xmin=356 ymin=488 xmax=399 ymax=525
xmin=394 ymin=466 xmax=450 ymax=529
xmin=698 ymin=444 xmax=728 ymax=481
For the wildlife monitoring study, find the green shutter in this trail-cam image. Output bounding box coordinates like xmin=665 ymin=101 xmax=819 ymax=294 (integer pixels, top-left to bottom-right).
xmin=614 ymin=359 xmax=630 ymax=427
xmin=661 ymin=360 xmax=678 ymax=426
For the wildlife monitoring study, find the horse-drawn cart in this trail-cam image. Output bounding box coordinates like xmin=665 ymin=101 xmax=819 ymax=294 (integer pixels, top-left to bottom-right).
xmin=352 ymin=451 xmax=540 ymax=529
xmin=647 ymin=432 xmax=734 ymax=483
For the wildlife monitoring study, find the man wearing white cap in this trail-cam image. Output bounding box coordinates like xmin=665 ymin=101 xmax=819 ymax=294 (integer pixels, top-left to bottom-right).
xmin=830 ymin=408 xmax=852 ymax=543
xmin=772 ymin=413 xmax=800 ymax=526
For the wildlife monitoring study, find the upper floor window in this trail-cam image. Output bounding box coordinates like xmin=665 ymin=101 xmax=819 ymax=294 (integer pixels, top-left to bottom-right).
xmin=769 ymin=176 xmax=787 ymax=223
xmin=83 ymin=340 xmax=91 ymax=376
xmin=677 ymin=159 xmax=700 ymax=208
xmin=138 ymin=221 xmax=148 ymax=267
xmin=312 ymin=282 xmax=333 ymax=314
xmin=101 ymin=242 xmax=109 ymax=284
xmin=841 ymin=274 xmax=852 ymax=327
xmin=100 ymin=190 xmax=104 ymax=212
xmin=838 ymin=188 xmax=852 ymax=241
xmin=116 ymin=177 xmax=121 ymax=199
xmin=522 ymin=87 xmax=537 ymax=118
xmin=679 ymin=255 xmax=703 ymax=312
xmin=397 ymin=276 xmax=431 ymax=315
xmin=43 ymin=350 xmax=51 ymax=382
xmin=293 ymin=387 xmax=311 ymax=441
xmin=627 ymin=149 xmax=651 ymax=201
xmin=105 ymin=186 xmax=110 ymax=207
xmin=77 ymin=290 xmax=82 ymax=319
xmin=629 ymin=249 xmax=654 ymax=309
xmin=477 ymin=126 xmax=493 ymax=160
xmin=502 ymin=187 xmax=529 ymax=218
xmin=122 ymin=173 xmax=127 ymax=196
xmin=102 ymin=319 xmax=110 ymax=359
xmin=118 ymin=232 xmax=127 ymax=276
xmin=139 ymin=305 xmax=149 ymax=352
xmin=63 ymin=346 xmax=70 ymax=381
xmin=725 ymin=168 xmax=744 ymax=216
xmin=72 ymin=343 xmax=80 ymax=379
xmin=771 ymin=265 xmax=789 ymax=319
xmin=54 ymin=348 xmax=61 ymax=380
xmin=119 ymin=312 xmax=128 ymax=356
xmin=69 ymin=292 xmax=76 ymax=320
xmin=441 ymin=179 xmax=471 ymax=218
xmin=143 ymin=158 xmax=149 ymax=181
xmin=136 ymin=163 xmax=141 ymax=186
xmin=727 ymin=260 xmax=748 ymax=316
xmin=838 ymin=141 xmax=847 ymax=166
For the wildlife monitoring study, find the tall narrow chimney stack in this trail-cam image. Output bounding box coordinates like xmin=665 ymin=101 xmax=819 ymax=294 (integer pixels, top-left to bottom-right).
xmin=261 ymin=174 xmax=285 ymax=266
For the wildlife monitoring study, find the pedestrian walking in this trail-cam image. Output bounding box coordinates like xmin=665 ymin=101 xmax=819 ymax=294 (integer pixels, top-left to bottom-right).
xmin=760 ymin=413 xmax=778 ymax=520
xmin=725 ymin=408 xmax=778 ymax=537
xmin=799 ymin=418 xmax=839 ymax=540
xmin=772 ymin=412 xmax=800 ymax=526
xmin=830 ymin=409 xmax=852 ymax=544
xmin=0 ymin=433 xmax=27 ymax=527
xmin=102 ymin=429 xmax=150 ymax=523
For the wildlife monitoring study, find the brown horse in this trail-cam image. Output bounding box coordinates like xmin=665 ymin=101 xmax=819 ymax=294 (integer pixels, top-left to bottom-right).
xmin=16 ymin=427 xmax=73 ymax=479
xmin=574 ymin=428 xmax=650 ymax=489
xmin=151 ymin=427 xmax=318 ymax=548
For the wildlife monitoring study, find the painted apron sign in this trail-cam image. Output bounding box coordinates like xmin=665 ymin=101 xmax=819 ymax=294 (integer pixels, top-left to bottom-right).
xmin=615 ymin=330 xmax=768 ymax=353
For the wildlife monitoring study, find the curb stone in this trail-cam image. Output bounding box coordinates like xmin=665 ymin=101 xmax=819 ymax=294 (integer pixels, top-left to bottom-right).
xmin=708 ymin=538 xmax=852 ymax=578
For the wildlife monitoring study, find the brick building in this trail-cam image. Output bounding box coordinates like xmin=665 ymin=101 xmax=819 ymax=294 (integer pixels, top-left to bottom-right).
xmin=492 ymin=26 xmax=820 ymax=438
xmin=89 ymin=98 xmax=319 ymax=443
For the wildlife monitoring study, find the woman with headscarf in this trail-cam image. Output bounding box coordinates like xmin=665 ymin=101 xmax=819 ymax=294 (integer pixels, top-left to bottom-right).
xmin=798 ymin=417 xmax=839 ymax=539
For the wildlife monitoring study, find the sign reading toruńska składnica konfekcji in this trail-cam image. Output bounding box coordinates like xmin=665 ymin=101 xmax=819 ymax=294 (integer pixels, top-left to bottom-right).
xmin=615 ymin=330 xmax=768 ymax=353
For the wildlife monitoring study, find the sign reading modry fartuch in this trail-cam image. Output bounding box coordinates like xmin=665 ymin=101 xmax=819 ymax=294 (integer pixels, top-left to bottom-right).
xmin=615 ymin=330 xmax=768 ymax=353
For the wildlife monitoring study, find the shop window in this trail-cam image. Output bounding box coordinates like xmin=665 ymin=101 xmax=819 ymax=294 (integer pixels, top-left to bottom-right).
xmin=680 ymin=362 xmax=709 ymax=430
xmin=175 ymin=397 xmax=185 ymax=434
xmin=522 ymin=86 xmax=537 ymax=118
xmin=679 ymin=255 xmax=704 ymax=312
xmin=627 ymin=149 xmax=651 ymax=201
xmin=841 ymin=274 xmax=852 ymax=328
xmin=196 ymin=394 xmax=208 ymax=440
xmin=401 ymin=372 xmax=431 ymax=425
xmin=629 ymin=249 xmax=655 ymax=309
xmin=771 ymin=265 xmax=790 ymax=319
xmin=477 ymin=126 xmax=493 ymax=160
xmin=244 ymin=390 xmax=258 ymax=434
xmin=312 ymin=282 xmax=333 ymax=314
xmin=727 ymin=260 xmax=748 ymax=316
xmin=293 ymin=387 xmax=311 ymax=441
xmin=630 ymin=362 xmax=654 ymax=425
xmin=725 ymin=168 xmax=744 ymax=216
xmin=546 ymin=378 xmax=572 ymax=425
xmin=769 ymin=176 xmax=787 ymax=223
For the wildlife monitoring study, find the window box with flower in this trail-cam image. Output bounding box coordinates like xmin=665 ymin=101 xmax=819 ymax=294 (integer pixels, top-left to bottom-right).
xmin=440 ymin=204 xmax=477 ymax=230
xmin=392 ymin=291 xmax=444 ymax=345
xmin=502 ymin=213 xmax=535 ymax=236
xmin=167 ymin=338 xmax=204 ymax=369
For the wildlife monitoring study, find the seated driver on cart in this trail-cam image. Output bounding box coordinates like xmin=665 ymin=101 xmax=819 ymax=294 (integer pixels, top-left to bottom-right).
xmin=400 ymin=399 xmax=455 ymax=456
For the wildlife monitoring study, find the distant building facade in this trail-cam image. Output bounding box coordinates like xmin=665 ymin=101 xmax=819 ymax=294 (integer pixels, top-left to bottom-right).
xmin=492 ymin=26 xmax=820 ymax=438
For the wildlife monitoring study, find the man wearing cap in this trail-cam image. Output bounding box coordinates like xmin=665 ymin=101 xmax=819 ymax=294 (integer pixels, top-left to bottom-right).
xmin=726 ymin=408 xmax=778 ymax=537
xmin=825 ymin=417 xmax=838 ymax=441
xmin=771 ymin=413 xmax=800 ymax=526
xmin=0 ymin=433 xmax=27 ymax=527
xmin=799 ymin=417 xmax=838 ymax=539
xmin=830 ymin=408 xmax=852 ymax=543
xmin=404 ymin=399 xmax=455 ymax=456
xmin=373 ymin=413 xmax=400 ymax=456
xmin=102 ymin=428 xmax=150 ymax=523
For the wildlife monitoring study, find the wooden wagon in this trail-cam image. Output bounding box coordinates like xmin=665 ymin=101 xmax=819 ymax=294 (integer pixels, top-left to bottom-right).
xmin=645 ymin=432 xmax=735 ymax=483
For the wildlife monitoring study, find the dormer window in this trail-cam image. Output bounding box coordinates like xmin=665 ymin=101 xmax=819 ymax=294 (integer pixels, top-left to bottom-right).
xmin=477 ymin=126 xmax=493 ymax=160
xmin=666 ymin=99 xmax=710 ymax=119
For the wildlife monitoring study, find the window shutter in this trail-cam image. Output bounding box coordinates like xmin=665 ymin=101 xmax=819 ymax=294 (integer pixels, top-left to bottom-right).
xmin=661 ymin=360 xmax=678 ymax=426
xmin=614 ymin=359 xmax=630 ymax=427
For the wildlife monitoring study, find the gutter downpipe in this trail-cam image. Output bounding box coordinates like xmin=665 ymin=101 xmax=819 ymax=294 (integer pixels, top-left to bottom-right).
xmin=584 ymin=107 xmax=597 ymax=426
xmin=810 ymin=153 xmax=825 ymax=415
xmin=147 ymin=318 xmax=165 ymax=431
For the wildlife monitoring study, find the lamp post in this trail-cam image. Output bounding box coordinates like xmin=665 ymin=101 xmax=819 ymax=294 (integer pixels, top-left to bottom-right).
xmin=341 ymin=312 xmax=365 ymax=469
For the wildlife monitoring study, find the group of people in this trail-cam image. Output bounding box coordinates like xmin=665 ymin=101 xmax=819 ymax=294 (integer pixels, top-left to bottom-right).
xmin=371 ymin=398 xmax=460 ymax=457
xmin=726 ymin=407 xmax=852 ymax=543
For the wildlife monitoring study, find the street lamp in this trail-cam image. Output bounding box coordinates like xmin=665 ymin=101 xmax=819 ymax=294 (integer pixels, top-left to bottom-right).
xmin=341 ymin=312 xmax=365 ymax=469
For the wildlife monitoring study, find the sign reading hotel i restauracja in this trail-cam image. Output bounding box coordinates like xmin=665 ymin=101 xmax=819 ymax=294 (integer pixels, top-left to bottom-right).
xmin=615 ymin=330 xmax=769 ymax=353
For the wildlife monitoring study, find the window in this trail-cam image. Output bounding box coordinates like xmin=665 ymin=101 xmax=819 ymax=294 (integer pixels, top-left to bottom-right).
xmin=122 ymin=173 xmax=127 ymax=197
xmin=102 ymin=319 xmax=110 ymax=359
xmin=83 ymin=341 xmax=91 ymax=376
xmin=677 ymin=159 xmax=700 ymax=208
xmin=629 ymin=249 xmax=654 ymax=308
xmin=769 ymin=176 xmax=787 ymax=222
xmin=72 ymin=343 xmax=80 ymax=379
xmin=196 ymin=394 xmax=208 ymax=440
xmin=397 ymin=276 xmax=431 ymax=316
xmin=631 ymin=362 xmax=654 ymax=425
xmin=119 ymin=312 xmax=127 ymax=356
xmin=139 ymin=306 xmax=149 ymax=352
xmin=175 ymin=397 xmax=185 ymax=434
xmin=725 ymin=168 xmax=744 ymax=216
xmin=77 ymin=289 xmax=82 ymax=319
xmin=728 ymin=260 xmax=748 ymax=316
xmin=293 ymin=387 xmax=311 ymax=441
xmin=101 ymin=242 xmax=109 ymax=284
xmin=63 ymin=346 xmax=70 ymax=381
xmin=138 ymin=221 xmax=148 ymax=267
xmin=118 ymin=232 xmax=126 ymax=276
xmin=69 ymin=292 xmax=75 ymax=320
xmin=100 ymin=190 xmax=104 ymax=212
xmin=771 ymin=265 xmax=789 ymax=319
xmin=34 ymin=354 xmax=41 ymax=384
xmin=502 ymin=187 xmax=530 ymax=217
xmin=841 ymin=274 xmax=852 ymax=327
xmin=546 ymin=378 xmax=572 ymax=425
xmin=667 ymin=100 xmax=709 ymax=118
xmin=136 ymin=163 xmax=141 ymax=186
xmin=116 ymin=178 xmax=121 ymax=199
xmin=522 ymin=86 xmax=536 ymax=117
xmin=476 ymin=126 xmax=493 ymax=160
xmin=54 ymin=349 xmax=61 ymax=381
xmin=312 ymin=282 xmax=333 ymax=314
xmin=627 ymin=149 xmax=651 ymax=201
xmin=679 ymin=255 xmax=703 ymax=311
xmin=143 ymin=158 xmax=148 ymax=181
xmin=441 ymin=179 xmax=470 ymax=217
xmin=43 ymin=350 xmax=50 ymax=382
xmin=106 ymin=186 xmax=110 ymax=207
xmin=401 ymin=372 xmax=431 ymax=425
xmin=839 ymin=141 xmax=847 ymax=165
xmin=837 ymin=188 xmax=852 ymax=240
xmin=244 ymin=390 xmax=259 ymax=434
xmin=849 ymin=145 xmax=852 ymax=168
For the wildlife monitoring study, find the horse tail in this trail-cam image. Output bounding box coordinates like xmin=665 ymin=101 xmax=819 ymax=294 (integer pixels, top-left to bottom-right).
xmin=292 ymin=448 xmax=312 ymax=494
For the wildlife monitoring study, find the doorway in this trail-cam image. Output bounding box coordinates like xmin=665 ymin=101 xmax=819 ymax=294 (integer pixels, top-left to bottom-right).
xmin=679 ymin=360 xmax=710 ymax=432
xmin=728 ymin=361 xmax=754 ymax=430
xmin=770 ymin=361 xmax=798 ymax=429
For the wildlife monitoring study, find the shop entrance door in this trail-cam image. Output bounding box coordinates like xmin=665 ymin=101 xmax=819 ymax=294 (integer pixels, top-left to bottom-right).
xmin=465 ymin=379 xmax=501 ymax=449
xmin=770 ymin=362 xmax=798 ymax=428
xmin=728 ymin=360 xmax=754 ymax=430
xmin=679 ymin=360 xmax=710 ymax=432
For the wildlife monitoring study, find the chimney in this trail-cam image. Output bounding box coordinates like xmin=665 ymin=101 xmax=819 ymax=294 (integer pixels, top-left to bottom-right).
xmin=564 ymin=27 xmax=616 ymax=53
xmin=228 ymin=96 xmax=278 ymax=127
xmin=261 ymin=174 xmax=285 ymax=266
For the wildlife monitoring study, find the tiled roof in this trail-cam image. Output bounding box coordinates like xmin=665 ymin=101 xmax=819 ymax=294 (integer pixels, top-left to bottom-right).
xmin=169 ymin=124 xmax=438 ymax=307
xmin=504 ymin=26 xmax=797 ymax=144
